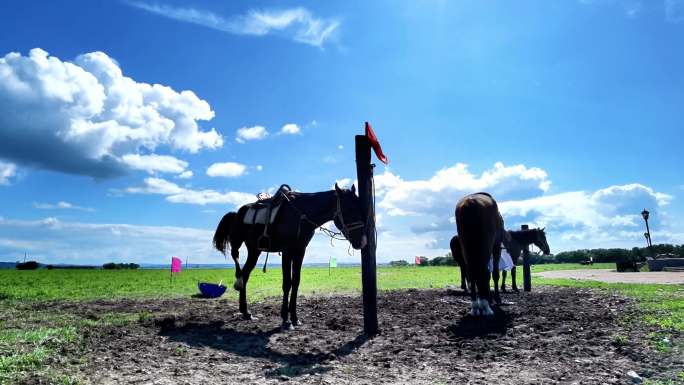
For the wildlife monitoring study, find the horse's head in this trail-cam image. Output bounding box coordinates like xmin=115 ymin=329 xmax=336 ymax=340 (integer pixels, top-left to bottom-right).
xmin=333 ymin=183 xmax=367 ymax=250
xmin=533 ymin=227 xmax=551 ymax=255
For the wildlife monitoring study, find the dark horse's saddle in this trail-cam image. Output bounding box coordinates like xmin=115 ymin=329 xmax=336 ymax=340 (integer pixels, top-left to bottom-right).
xmin=244 ymin=184 xmax=293 ymax=250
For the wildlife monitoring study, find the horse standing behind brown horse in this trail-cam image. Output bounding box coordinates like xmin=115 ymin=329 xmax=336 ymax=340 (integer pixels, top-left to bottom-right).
xmin=455 ymin=192 xmax=504 ymax=316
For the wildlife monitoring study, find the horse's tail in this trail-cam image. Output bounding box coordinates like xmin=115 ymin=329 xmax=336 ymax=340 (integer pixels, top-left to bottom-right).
xmin=213 ymin=212 xmax=237 ymax=255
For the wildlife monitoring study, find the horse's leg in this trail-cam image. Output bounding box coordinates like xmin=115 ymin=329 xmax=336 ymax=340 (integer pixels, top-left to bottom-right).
xmin=289 ymin=249 xmax=305 ymax=326
xmin=238 ymin=248 xmax=260 ymax=320
xmin=459 ymin=262 xmax=468 ymax=292
xmin=231 ymin=245 xmax=243 ymax=290
xmin=280 ymin=253 xmax=293 ymax=330
xmin=491 ymin=246 xmax=502 ymax=306
xmin=511 ymin=266 xmax=519 ymax=293
xmin=501 ymin=270 xmax=508 ymax=293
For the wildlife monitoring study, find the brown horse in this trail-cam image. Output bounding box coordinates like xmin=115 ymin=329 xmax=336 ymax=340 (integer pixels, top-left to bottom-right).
xmin=500 ymin=228 xmax=550 ymax=292
xmin=455 ymin=192 xmax=504 ymax=316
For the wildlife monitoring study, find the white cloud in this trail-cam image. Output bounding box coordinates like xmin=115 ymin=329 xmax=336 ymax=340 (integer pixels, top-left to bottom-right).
xmin=120 ymin=154 xmax=188 ymax=174
xmin=0 ymin=48 xmax=222 ymax=178
xmin=0 ymin=216 xmax=221 ymax=264
xmin=376 ymin=162 xmax=550 ymax=216
xmin=127 ymin=177 xmax=254 ymax=206
xmin=279 ymin=123 xmax=301 ymax=135
xmin=256 ymin=165 xmax=263 ymax=171
xmin=33 ymin=201 xmax=95 ymax=212
xmin=176 ymin=170 xmax=193 ymax=179
xmin=0 ymin=161 xmax=16 ymax=185
xmin=206 ymin=162 xmax=247 ymax=177
xmin=335 ymin=178 xmax=352 ymax=188
xmin=338 ymin=145 xmax=344 ymax=150
xmin=369 ymin=161 xmax=676 ymax=257
xmin=236 ymin=126 xmax=268 ymax=143
xmin=127 ymin=2 xmax=340 ymax=47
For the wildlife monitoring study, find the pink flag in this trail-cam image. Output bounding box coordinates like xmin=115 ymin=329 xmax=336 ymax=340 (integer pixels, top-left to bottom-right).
xmin=171 ymin=257 xmax=182 ymax=273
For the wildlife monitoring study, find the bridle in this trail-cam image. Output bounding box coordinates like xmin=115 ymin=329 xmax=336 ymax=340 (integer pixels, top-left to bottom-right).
xmin=285 ymin=189 xmax=365 ymax=242
xmin=333 ymin=189 xmax=365 ymax=240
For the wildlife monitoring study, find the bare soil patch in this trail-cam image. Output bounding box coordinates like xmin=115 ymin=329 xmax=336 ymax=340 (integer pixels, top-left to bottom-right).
xmin=537 ymin=269 xmax=684 ymax=284
xmin=16 ymin=287 xmax=684 ymax=384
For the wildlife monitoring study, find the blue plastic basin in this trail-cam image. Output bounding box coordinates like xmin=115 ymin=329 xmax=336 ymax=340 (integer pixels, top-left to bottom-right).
xmin=198 ymin=282 xmax=226 ymax=298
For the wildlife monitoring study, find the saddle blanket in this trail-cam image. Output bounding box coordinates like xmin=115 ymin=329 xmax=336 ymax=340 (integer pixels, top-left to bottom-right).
xmin=243 ymin=204 xmax=281 ymax=225
xmin=488 ymin=248 xmax=515 ymax=272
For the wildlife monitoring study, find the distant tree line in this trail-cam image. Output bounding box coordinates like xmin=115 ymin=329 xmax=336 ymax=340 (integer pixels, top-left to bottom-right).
xmin=102 ymin=263 xmax=140 ymax=270
xmin=390 ymin=243 xmax=683 ymax=267
xmin=13 ymin=261 xmax=140 ymax=270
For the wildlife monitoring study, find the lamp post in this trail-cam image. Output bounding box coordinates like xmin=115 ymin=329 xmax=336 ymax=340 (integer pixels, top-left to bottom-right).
xmin=641 ymin=209 xmax=654 ymax=259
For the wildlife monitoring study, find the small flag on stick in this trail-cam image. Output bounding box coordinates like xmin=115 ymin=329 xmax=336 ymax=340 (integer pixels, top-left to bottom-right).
xmin=415 ymin=256 xmax=422 ymax=265
xmin=170 ymin=256 xmax=182 ymax=284
xmin=329 ymin=256 xmax=337 ymax=276
xmin=171 ymin=257 xmax=182 ymax=273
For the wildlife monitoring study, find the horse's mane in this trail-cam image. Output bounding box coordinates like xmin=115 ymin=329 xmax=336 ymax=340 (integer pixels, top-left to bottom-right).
xmin=507 ymin=228 xmax=539 ymax=245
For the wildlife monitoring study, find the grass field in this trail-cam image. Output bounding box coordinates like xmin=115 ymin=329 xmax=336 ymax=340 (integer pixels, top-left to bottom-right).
xmin=0 ymin=262 xmax=615 ymax=302
xmin=0 ymin=263 xmax=682 ymax=384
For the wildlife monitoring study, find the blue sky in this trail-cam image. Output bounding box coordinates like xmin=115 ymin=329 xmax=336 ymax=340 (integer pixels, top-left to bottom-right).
xmin=0 ymin=0 xmax=682 ymax=264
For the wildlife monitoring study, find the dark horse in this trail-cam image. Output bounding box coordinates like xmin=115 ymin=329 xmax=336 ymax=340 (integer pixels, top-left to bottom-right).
xmin=455 ymin=192 xmax=504 ymax=316
xmin=213 ymin=184 xmax=366 ymax=330
xmin=500 ymin=227 xmax=550 ymax=292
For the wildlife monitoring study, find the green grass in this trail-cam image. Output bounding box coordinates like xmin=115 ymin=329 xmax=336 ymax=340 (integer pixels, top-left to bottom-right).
xmin=0 ymin=263 xmax=614 ymax=302
xmin=0 ymin=326 xmax=80 ymax=384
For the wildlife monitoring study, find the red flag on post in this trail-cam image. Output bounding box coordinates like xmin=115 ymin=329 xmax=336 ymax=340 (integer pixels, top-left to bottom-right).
xmin=365 ymin=122 xmax=388 ymax=165
xmin=415 ymin=256 xmax=422 ymax=265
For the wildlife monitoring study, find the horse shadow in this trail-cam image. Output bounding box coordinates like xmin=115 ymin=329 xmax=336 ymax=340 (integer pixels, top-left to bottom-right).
xmin=447 ymin=307 xmax=514 ymax=339
xmin=157 ymin=319 xmax=369 ymax=378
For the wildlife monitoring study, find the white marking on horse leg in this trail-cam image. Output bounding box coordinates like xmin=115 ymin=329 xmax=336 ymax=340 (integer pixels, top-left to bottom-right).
xmin=481 ymin=299 xmax=494 ymax=316
xmin=360 ymin=235 xmax=368 ymax=249
xmin=233 ymin=277 xmax=244 ymax=291
xmin=470 ymin=299 xmax=479 ymax=316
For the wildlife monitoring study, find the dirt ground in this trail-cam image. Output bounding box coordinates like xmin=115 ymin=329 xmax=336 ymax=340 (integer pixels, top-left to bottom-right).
xmin=536 ymin=269 xmax=684 ymax=284
xmin=19 ymin=286 xmax=678 ymax=385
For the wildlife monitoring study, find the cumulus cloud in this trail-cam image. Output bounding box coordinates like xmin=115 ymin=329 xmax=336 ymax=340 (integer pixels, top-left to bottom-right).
xmin=279 ymin=123 xmax=301 ymax=135
xmin=0 ymin=48 xmax=222 ymax=178
xmin=0 ymin=216 xmax=220 ymax=264
xmin=33 ymin=201 xmax=95 ymax=212
xmin=0 ymin=161 xmax=16 ymax=185
xmin=236 ymin=126 xmax=268 ymax=143
xmin=206 ymin=162 xmax=247 ymax=177
xmin=127 ymin=177 xmax=254 ymax=206
xmin=120 ymin=154 xmax=188 ymax=174
xmin=127 ymin=2 xmax=340 ymax=47
xmin=176 ymin=170 xmax=193 ymax=179
xmin=500 ymin=183 xmax=671 ymax=232
xmin=370 ymin=162 xmax=675 ymax=257
xmin=376 ymin=162 xmax=550 ymax=217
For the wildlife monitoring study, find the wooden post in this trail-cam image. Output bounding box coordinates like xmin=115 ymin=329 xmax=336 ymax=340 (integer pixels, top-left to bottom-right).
xmin=521 ymin=224 xmax=532 ymax=292
xmin=355 ymin=135 xmax=379 ymax=336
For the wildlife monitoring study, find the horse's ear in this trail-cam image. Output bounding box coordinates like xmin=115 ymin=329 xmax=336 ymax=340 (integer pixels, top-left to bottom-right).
xmin=334 ymin=183 xmax=342 ymax=194
xmin=541 ymin=227 xmax=546 ymax=232
xmin=351 ymin=184 xmax=356 ymax=195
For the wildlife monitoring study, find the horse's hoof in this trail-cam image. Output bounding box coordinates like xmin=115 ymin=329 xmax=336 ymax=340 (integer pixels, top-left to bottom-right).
xmin=291 ymin=319 xmax=302 ymax=327
xmin=242 ymin=313 xmax=256 ymax=321
xmin=512 ymin=288 xmax=520 ymax=293
xmin=281 ymin=321 xmax=294 ymax=331
xmin=500 ymin=288 xmax=508 ymax=293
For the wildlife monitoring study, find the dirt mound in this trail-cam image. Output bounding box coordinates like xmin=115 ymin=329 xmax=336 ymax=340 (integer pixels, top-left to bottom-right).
xmin=66 ymin=287 xmax=681 ymax=384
